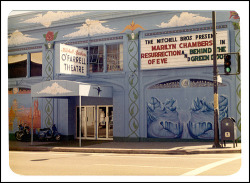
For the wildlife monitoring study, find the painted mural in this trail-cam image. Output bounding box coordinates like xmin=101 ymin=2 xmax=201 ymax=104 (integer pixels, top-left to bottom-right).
xmin=8 ymin=11 xmax=215 ymax=46
xmin=8 ymin=89 xmax=41 ymax=133
xmin=121 ymin=20 xmax=145 ymax=40
xmin=229 ymin=11 xmax=241 ymax=139
xmin=8 ymin=10 xmax=240 ymax=140
xmin=63 ymin=19 xmax=115 ymax=38
xmin=21 ymin=11 xmax=87 ymax=28
xmin=8 ymin=30 xmax=39 ymax=46
xmin=146 ymin=79 xmax=229 ymax=139
xmin=43 ymin=30 xmax=58 ymax=128
xmin=127 ymin=36 xmax=139 ymax=137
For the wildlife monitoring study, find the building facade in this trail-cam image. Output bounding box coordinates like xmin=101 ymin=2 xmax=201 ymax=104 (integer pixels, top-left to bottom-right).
xmin=8 ymin=10 xmax=241 ymax=141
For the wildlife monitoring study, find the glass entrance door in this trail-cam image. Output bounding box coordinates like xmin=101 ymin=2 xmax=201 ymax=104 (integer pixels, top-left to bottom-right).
xmin=97 ymin=106 xmax=113 ymax=139
xmin=76 ymin=105 xmax=113 ymax=140
xmin=76 ymin=106 xmax=96 ymax=139
xmin=86 ymin=106 xmax=95 ymax=138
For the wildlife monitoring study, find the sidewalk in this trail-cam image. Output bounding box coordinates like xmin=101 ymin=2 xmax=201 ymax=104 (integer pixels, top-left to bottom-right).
xmin=9 ymin=140 xmax=241 ymax=155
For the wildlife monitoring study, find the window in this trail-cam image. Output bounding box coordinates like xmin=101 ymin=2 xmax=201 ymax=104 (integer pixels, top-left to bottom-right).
xmin=81 ymin=43 xmax=123 ymax=74
xmin=8 ymin=52 xmax=43 ymax=78
xmin=30 ymin=52 xmax=42 ymax=77
xmin=8 ymin=54 xmax=27 ymax=78
xmin=89 ymin=46 xmax=104 ymax=73
xmin=107 ymin=44 xmax=123 ymax=72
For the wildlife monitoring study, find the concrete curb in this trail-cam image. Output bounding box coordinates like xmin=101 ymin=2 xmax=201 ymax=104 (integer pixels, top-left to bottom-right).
xmin=10 ymin=146 xmax=52 ymax=152
xmin=9 ymin=146 xmax=241 ymax=155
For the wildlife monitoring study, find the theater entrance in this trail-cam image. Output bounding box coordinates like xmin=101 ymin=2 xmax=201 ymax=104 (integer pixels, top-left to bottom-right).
xmin=76 ymin=105 xmax=113 ymax=140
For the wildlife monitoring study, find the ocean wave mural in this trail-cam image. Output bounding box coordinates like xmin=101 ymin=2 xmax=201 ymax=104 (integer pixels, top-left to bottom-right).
xmin=147 ymin=95 xmax=228 ymax=139
xmin=147 ymin=97 xmax=183 ymax=138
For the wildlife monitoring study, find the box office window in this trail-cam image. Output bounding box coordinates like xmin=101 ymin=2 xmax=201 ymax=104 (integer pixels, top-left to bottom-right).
xmin=30 ymin=52 xmax=42 ymax=77
xmin=107 ymin=44 xmax=123 ymax=72
xmin=8 ymin=54 xmax=27 ymax=78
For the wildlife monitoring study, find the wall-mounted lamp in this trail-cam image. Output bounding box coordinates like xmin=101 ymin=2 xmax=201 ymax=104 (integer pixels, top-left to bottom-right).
xmin=131 ymin=32 xmax=135 ymax=40
xmin=46 ymin=42 xmax=54 ymax=49
xmin=48 ymin=42 xmax=52 ymax=49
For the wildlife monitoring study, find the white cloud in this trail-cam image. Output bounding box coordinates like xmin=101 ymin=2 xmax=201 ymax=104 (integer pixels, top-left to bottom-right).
xmin=157 ymin=12 xmax=212 ymax=28
xmin=37 ymin=82 xmax=73 ymax=95
xmin=21 ymin=11 xmax=86 ymax=27
xmin=64 ymin=19 xmax=115 ymax=38
xmin=8 ymin=30 xmax=39 ymax=46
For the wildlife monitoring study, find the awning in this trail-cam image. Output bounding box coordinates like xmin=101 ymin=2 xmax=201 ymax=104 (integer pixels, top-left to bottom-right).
xmin=31 ymin=80 xmax=113 ymax=98
xmin=30 ymin=80 xmax=112 ymax=147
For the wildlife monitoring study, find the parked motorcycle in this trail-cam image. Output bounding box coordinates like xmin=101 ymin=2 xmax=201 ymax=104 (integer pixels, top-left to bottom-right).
xmin=15 ymin=123 xmax=31 ymax=141
xmin=38 ymin=124 xmax=61 ymax=141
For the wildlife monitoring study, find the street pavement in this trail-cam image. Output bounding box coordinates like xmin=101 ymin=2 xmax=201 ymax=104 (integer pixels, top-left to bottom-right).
xmin=9 ymin=140 xmax=241 ymax=155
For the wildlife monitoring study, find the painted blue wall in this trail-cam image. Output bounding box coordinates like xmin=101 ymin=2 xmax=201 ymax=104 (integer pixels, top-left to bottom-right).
xmin=137 ymin=21 xmax=239 ymax=139
xmin=8 ymin=10 xmax=240 ymax=140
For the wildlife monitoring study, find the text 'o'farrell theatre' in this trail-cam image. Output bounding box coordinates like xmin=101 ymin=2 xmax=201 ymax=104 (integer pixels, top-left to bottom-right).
xmin=59 ymin=44 xmax=87 ymax=76
xmin=8 ymin=10 xmax=241 ymax=145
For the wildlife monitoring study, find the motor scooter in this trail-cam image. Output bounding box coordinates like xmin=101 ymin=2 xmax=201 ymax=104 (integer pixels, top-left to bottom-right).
xmin=38 ymin=124 xmax=61 ymax=141
xmin=15 ymin=123 xmax=31 ymax=141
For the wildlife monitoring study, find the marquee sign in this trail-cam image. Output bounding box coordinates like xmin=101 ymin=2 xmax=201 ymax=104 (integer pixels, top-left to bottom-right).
xmin=59 ymin=44 xmax=87 ymax=76
xmin=140 ymin=30 xmax=229 ymax=70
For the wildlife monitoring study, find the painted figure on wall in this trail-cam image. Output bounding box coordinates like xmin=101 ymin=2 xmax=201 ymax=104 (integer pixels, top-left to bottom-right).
xmin=188 ymin=95 xmax=228 ymax=139
xmin=9 ymin=92 xmax=41 ymax=133
xmin=121 ymin=20 xmax=145 ymax=40
xmin=147 ymin=95 xmax=228 ymax=139
xmin=147 ymin=97 xmax=183 ymax=138
xmin=146 ymin=79 xmax=229 ymax=139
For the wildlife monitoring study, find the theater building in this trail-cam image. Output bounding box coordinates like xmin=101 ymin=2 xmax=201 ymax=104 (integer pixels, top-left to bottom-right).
xmin=8 ymin=10 xmax=241 ymax=142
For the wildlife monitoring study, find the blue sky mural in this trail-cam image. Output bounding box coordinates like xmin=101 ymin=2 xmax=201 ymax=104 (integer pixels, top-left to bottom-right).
xmin=157 ymin=12 xmax=211 ymax=28
xmin=8 ymin=10 xmax=229 ymax=46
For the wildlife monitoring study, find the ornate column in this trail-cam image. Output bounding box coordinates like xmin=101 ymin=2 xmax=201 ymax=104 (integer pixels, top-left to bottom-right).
xmin=121 ymin=21 xmax=145 ymax=139
xmin=43 ymin=31 xmax=58 ymax=128
xmin=128 ymin=38 xmax=139 ymax=138
xmin=229 ymin=11 xmax=241 ymax=140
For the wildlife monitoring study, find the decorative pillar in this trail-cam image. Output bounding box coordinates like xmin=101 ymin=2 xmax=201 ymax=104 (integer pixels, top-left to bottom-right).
xmin=128 ymin=38 xmax=139 ymax=138
xmin=43 ymin=31 xmax=58 ymax=128
xmin=121 ymin=21 xmax=145 ymax=139
xmin=231 ymin=13 xmax=241 ymax=140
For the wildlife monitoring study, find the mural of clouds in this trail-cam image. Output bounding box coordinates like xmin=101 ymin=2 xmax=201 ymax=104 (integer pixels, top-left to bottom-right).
xmin=157 ymin=12 xmax=212 ymax=28
xmin=8 ymin=30 xmax=39 ymax=46
xmin=37 ymin=82 xmax=73 ymax=95
xmin=64 ymin=19 xmax=116 ymax=38
xmin=21 ymin=11 xmax=86 ymax=28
